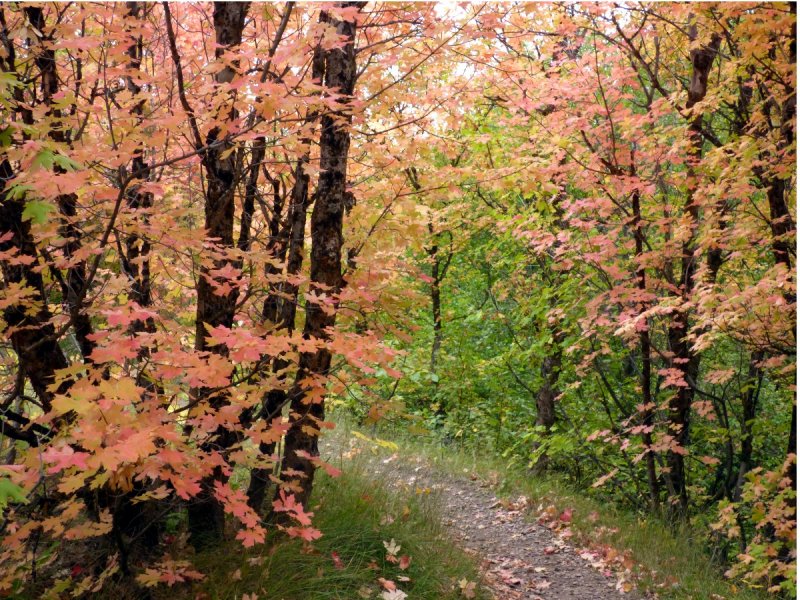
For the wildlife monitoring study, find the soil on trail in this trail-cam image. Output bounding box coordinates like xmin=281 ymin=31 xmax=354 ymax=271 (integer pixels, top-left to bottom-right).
xmin=360 ymin=450 xmax=639 ymax=600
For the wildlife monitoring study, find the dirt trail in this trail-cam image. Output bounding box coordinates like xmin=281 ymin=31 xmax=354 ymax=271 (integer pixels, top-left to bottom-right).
xmin=360 ymin=450 xmax=638 ymax=600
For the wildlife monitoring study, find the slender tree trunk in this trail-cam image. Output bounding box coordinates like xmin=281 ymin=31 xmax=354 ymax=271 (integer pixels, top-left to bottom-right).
xmin=631 ymin=189 xmax=660 ymax=510
xmin=276 ymin=2 xmax=361 ymax=511
xmin=246 ymin=23 xmax=327 ymax=513
xmin=187 ymin=1 xmax=249 ymax=549
xmin=123 ymin=1 xmax=156 ymax=340
xmin=664 ymin=28 xmax=720 ymax=516
xmin=531 ymin=159 xmax=570 ymax=472
xmin=105 ymin=2 xmax=164 ymax=566
xmin=768 ymin=3 xmax=797 ymax=551
xmin=25 ymin=7 xmax=95 ymax=361
xmin=732 ymin=355 xmax=764 ymax=502
xmin=404 ymin=167 xmax=450 ymax=403
xmin=531 ymin=350 xmax=559 ymax=472
xmin=428 ymin=218 xmax=443 ymax=376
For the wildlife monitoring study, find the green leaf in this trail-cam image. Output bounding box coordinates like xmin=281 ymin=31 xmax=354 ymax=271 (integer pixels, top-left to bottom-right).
xmin=22 ymin=200 xmax=55 ymax=224
xmin=7 ymin=183 xmax=32 ymax=200
xmin=53 ymin=153 xmax=82 ymax=171
xmin=0 ymin=126 xmax=12 ymax=148
xmin=0 ymin=477 xmax=27 ymax=509
xmin=32 ymin=149 xmax=55 ymax=171
xmin=0 ymin=71 xmax=19 ymax=93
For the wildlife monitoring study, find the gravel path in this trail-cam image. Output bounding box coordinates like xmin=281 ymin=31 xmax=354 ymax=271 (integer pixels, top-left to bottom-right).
xmin=359 ymin=451 xmax=639 ymax=600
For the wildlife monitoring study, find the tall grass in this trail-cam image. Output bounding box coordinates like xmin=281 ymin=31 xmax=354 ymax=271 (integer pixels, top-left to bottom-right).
xmin=139 ymin=457 xmax=485 ymax=600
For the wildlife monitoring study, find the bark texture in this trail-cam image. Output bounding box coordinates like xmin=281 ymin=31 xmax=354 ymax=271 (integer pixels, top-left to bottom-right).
xmin=25 ymin=7 xmax=95 ymax=361
xmin=246 ymin=25 xmax=327 ymax=513
xmin=631 ymin=189 xmax=660 ymax=510
xmin=0 ymin=9 xmax=70 ymax=431
xmin=276 ymin=2 xmax=361 ymax=510
xmin=664 ymin=29 xmax=720 ymax=515
xmin=187 ymin=1 xmax=249 ymax=549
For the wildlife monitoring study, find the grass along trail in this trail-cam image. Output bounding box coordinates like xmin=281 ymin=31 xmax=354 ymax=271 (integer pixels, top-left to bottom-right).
xmin=330 ymin=432 xmax=640 ymax=599
xmin=327 ymin=423 xmax=772 ymax=600
xmin=372 ymin=455 xmax=635 ymax=599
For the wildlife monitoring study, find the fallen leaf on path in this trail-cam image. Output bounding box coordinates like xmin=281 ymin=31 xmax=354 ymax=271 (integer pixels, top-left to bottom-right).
xmin=458 ymin=577 xmax=477 ymax=598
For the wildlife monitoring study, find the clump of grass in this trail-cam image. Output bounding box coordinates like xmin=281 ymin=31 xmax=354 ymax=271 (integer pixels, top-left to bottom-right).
xmin=142 ymin=459 xmax=484 ymax=600
xmin=369 ymin=423 xmax=770 ymax=600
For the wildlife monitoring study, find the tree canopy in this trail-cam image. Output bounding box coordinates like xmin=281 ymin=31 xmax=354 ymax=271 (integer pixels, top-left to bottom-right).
xmin=0 ymin=2 xmax=795 ymax=597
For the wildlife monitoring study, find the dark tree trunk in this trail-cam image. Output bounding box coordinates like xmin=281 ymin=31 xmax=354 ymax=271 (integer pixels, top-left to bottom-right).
xmin=123 ymin=2 xmax=155 ymax=338
xmin=428 ymin=219 xmax=443 ymax=376
xmin=732 ymin=356 xmax=764 ymax=502
xmin=276 ymin=2 xmax=361 ymax=511
xmin=770 ymin=4 xmax=797 ymax=547
xmin=25 ymin=7 xmax=95 ymax=361
xmin=103 ymin=2 xmax=164 ymax=565
xmin=246 ymin=22 xmax=327 ymax=514
xmin=664 ymin=30 xmax=720 ymax=517
xmin=631 ymin=189 xmax=660 ymax=510
xmin=531 ymin=351 xmax=559 ymax=473
xmin=187 ymin=1 xmax=249 ymax=549
xmin=404 ymin=167 xmax=450 ymax=400
xmin=0 ymin=162 xmax=69 ymax=417
xmin=0 ymin=9 xmax=70 ymax=421
xmin=531 ymin=158 xmax=570 ymax=472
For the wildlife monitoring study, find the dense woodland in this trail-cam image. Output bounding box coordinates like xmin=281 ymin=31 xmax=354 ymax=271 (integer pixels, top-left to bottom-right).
xmin=0 ymin=2 xmax=795 ymax=598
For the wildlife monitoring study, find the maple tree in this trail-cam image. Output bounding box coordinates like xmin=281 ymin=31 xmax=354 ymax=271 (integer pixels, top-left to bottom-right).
xmin=0 ymin=2 xmax=794 ymax=598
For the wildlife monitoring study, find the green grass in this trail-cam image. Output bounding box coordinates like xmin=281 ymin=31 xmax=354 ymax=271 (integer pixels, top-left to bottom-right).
xmin=144 ymin=458 xmax=485 ymax=600
xmin=361 ymin=420 xmax=773 ymax=600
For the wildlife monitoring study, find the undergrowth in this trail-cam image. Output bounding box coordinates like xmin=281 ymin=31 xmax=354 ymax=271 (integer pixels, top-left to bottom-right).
xmin=106 ymin=456 xmax=485 ymax=600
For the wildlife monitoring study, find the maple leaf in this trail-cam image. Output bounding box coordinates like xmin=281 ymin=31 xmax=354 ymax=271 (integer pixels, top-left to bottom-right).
xmin=236 ymin=526 xmax=266 ymax=548
xmin=284 ymin=526 xmax=322 ymax=542
xmin=458 ymin=578 xmax=477 ymax=599
xmin=42 ymin=445 xmax=90 ymax=475
xmin=273 ymin=490 xmax=315 ymax=526
xmin=383 ymin=538 xmax=401 ymax=557
xmin=378 ymin=577 xmax=396 ymax=591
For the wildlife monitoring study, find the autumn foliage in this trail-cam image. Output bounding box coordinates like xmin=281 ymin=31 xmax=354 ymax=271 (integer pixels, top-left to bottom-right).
xmin=0 ymin=2 xmax=795 ymax=598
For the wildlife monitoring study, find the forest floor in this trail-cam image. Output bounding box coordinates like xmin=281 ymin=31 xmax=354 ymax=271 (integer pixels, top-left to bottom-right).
xmin=337 ymin=437 xmax=641 ymax=599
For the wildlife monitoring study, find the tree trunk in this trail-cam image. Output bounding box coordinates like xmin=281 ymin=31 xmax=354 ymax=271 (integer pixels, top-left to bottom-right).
xmin=187 ymin=1 xmax=249 ymax=549
xmin=631 ymin=189 xmax=660 ymax=510
xmin=531 ymin=351 xmax=559 ymax=473
xmin=246 ymin=21 xmax=327 ymax=514
xmin=0 ymin=161 xmax=69 ymax=418
xmin=768 ymin=4 xmax=797 ymax=551
xmin=732 ymin=355 xmax=764 ymax=502
xmin=404 ymin=167 xmax=450 ymax=404
xmin=664 ymin=28 xmax=720 ymax=517
xmin=104 ymin=2 xmax=164 ymax=565
xmin=0 ymin=9 xmax=70 ymax=423
xmin=123 ymin=1 xmax=156 ymax=340
xmin=276 ymin=2 xmax=361 ymax=511
xmin=428 ymin=218 xmax=443 ymax=376
xmin=25 ymin=7 xmax=95 ymax=361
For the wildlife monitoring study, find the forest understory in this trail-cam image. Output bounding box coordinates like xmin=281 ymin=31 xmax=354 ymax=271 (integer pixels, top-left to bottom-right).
xmin=0 ymin=2 xmax=795 ymax=599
